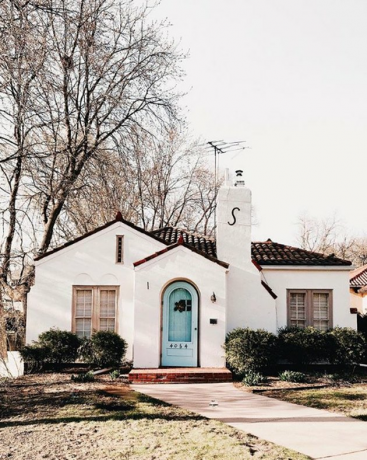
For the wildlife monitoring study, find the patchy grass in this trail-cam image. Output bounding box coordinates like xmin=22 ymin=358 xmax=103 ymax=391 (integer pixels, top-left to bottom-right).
xmin=263 ymin=384 xmax=367 ymax=421
xmin=0 ymin=373 xmax=309 ymax=459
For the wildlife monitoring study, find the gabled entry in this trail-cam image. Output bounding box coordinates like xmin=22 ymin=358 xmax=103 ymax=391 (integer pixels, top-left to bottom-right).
xmin=161 ymin=281 xmax=198 ymax=367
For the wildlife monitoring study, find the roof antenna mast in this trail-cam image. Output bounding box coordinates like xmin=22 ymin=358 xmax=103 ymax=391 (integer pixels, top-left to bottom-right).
xmin=206 ymin=140 xmax=247 ymax=228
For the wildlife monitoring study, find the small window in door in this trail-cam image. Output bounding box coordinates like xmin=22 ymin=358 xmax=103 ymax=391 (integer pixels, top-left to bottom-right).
xmin=168 ymin=288 xmax=192 ymax=342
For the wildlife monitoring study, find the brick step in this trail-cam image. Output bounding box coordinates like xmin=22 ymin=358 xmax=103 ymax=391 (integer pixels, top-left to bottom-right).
xmin=128 ymin=368 xmax=232 ymax=384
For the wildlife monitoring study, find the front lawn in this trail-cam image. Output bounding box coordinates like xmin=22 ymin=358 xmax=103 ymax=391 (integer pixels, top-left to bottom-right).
xmin=263 ymin=384 xmax=367 ymax=421
xmin=0 ymin=373 xmax=309 ymax=459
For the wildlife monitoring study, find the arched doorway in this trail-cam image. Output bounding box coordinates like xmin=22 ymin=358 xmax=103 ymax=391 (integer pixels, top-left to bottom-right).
xmin=161 ymin=281 xmax=198 ymax=367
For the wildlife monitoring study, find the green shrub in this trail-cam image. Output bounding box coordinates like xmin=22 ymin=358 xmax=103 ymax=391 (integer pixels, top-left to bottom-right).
xmin=20 ymin=329 xmax=81 ymax=372
xmin=327 ymin=327 xmax=366 ymax=365
xmin=19 ymin=345 xmax=49 ymax=373
xmin=242 ymin=371 xmax=267 ymax=386
xmin=110 ymin=369 xmax=120 ymax=380
xmin=325 ymin=372 xmax=361 ymax=384
xmin=71 ymin=371 xmax=95 ymax=382
xmin=277 ymin=327 xmax=329 ymax=365
xmin=37 ymin=329 xmax=81 ymax=363
xmin=279 ymin=370 xmax=307 ymax=383
xmin=79 ymin=331 xmax=127 ymax=368
xmin=224 ymin=327 xmax=277 ymax=375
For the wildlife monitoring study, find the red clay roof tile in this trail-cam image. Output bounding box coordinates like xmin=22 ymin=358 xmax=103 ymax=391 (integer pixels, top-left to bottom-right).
xmin=350 ymin=265 xmax=367 ymax=287
xmin=34 ymin=218 xmax=352 ymax=268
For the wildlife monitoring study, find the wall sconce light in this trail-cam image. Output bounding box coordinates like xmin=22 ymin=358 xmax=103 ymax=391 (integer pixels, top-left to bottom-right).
xmin=211 ymin=292 xmax=216 ymax=303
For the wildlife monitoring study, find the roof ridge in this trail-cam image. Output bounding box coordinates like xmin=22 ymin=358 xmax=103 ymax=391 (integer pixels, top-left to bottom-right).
xmin=152 ymin=226 xmax=215 ymax=242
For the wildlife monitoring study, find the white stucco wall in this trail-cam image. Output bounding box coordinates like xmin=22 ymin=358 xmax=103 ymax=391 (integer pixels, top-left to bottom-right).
xmin=0 ymin=352 xmax=24 ymax=378
xmin=226 ymin=265 xmax=277 ymax=333
xmin=27 ymin=222 xmax=166 ymax=360
xmin=134 ymin=246 xmax=227 ymax=368
xmin=263 ymin=267 xmax=356 ymax=330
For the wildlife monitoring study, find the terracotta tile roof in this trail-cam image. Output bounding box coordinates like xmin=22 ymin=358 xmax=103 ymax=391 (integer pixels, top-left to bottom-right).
xmin=350 ymin=265 xmax=367 ymax=287
xmin=152 ymin=229 xmax=351 ymax=266
xmin=251 ymin=239 xmax=352 ymax=266
xmin=150 ymin=227 xmax=217 ymax=258
xmin=35 ymin=216 xmax=352 ymax=268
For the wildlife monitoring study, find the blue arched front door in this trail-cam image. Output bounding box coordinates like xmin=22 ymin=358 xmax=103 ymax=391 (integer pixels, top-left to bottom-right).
xmin=161 ymin=281 xmax=198 ymax=367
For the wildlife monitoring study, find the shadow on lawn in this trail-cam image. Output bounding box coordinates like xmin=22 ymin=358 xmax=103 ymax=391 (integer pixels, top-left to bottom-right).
xmin=0 ymin=388 xmax=203 ymax=429
xmin=0 ymin=410 xmax=204 ymax=429
xmin=0 ymin=388 xmax=100 ymax=419
xmin=333 ymin=393 xmax=367 ymax=401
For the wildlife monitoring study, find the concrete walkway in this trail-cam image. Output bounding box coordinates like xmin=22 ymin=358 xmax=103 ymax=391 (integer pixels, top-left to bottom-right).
xmin=131 ymin=382 xmax=367 ymax=460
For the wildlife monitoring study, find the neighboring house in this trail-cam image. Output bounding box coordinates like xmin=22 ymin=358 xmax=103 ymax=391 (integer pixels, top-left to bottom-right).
xmin=26 ymin=171 xmax=356 ymax=370
xmin=350 ymin=265 xmax=367 ymax=315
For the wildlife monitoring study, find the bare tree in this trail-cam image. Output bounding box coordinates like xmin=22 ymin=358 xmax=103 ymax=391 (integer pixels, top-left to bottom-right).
xmin=57 ymin=127 xmax=218 ymax=237
xmin=296 ymin=213 xmax=367 ymax=267
xmin=0 ymin=1 xmax=49 ymax=351
xmin=0 ymin=0 xmax=185 ymax=342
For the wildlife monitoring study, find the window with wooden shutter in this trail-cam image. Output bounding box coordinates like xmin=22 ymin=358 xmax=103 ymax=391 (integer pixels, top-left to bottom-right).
xmin=289 ymin=292 xmax=306 ymax=328
xmin=287 ymin=289 xmax=332 ymax=330
xmin=75 ymin=289 xmax=93 ymax=338
xmin=313 ymin=293 xmax=330 ymax=331
xmin=99 ymin=289 xmax=116 ymax=331
xmin=73 ymin=286 xmax=118 ymax=336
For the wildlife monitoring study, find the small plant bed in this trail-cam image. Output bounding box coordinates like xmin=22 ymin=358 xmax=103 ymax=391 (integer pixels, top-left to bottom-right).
xmin=0 ymin=373 xmax=309 ymax=459
xmin=235 ymin=370 xmax=367 ymax=393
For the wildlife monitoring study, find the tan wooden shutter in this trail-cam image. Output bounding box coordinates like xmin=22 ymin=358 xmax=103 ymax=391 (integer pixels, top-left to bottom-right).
xmin=99 ymin=289 xmax=116 ymax=331
xmin=289 ymin=292 xmax=306 ymax=328
xmin=75 ymin=289 xmax=92 ymax=338
xmin=313 ymin=293 xmax=329 ymax=331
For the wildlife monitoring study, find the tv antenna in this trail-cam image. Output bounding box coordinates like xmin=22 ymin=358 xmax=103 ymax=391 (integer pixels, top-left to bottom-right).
xmin=206 ymin=140 xmax=247 ymax=229
xmin=206 ymin=140 xmax=247 ymax=190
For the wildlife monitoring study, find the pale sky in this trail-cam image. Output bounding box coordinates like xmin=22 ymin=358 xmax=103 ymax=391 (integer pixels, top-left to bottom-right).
xmin=153 ymin=0 xmax=367 ymax=245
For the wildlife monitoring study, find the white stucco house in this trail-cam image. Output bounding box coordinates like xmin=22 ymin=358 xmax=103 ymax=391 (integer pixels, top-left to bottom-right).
xmin=26 ymin=171 xmax=356 ymax=371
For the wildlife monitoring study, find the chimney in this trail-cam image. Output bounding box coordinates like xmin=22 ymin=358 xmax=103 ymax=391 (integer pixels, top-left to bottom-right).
xmin=216 ymin=170 xmax=252 ymax=268
xmin=234 ymin=170 xmax=245 ymax=187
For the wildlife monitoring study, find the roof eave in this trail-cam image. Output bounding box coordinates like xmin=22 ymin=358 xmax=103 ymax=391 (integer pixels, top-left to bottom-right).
xmin=260 ymin=264 xmax=352 ymax=271
xmin=35 ymin=218 xmax=168 ymax=262
xmin=134 ymin=242 xmax=229 ymax=269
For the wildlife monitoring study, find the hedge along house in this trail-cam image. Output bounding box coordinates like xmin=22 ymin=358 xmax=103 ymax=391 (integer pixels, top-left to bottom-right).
xmin=26 ymin=171 xmax=356 ymax=378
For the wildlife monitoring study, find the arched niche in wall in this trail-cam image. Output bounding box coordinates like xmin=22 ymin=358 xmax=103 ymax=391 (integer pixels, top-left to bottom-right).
xmin=74 ymin=273 xmax=94 ymax=285
xmin=99 ymin=273 xmax=118 ymax=285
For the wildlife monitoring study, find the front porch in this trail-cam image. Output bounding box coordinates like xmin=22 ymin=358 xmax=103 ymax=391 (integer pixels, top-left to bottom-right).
xmin=128 ymin=367 xmax=232 ymax=384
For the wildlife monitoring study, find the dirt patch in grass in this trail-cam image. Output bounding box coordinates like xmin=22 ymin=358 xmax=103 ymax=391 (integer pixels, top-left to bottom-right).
xmin=0 ymin=373 xmax=310 ymax=459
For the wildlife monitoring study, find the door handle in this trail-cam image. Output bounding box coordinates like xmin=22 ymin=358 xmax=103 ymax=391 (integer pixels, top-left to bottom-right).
xmin=194 ymin=328 xmax=197 ymax=330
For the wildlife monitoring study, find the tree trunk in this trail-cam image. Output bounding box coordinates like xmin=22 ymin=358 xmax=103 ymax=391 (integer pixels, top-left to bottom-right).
xmin=0 ymin=290 xmax=7 ymax=359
